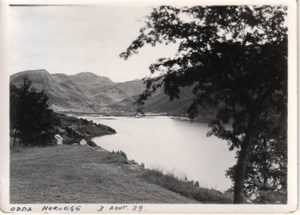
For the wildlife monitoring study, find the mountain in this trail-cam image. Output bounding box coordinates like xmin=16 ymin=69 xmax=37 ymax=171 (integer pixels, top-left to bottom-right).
xmin=108 ymin=88 xmax=193 ymax=114
xmin=10 ymin=70 xmax=88 ymax=111
xmin=90 ymin=79 xmax=145 ymax=106
xmin=145 ymin=87 xmax=194 ymax=114
xmin=10 ymin=69 xmax=145 ymax=113
xmin=69 ymin=72 xmax=114 ymax=86
xmin=108 ymin=85 xmax=215 ymax=119
xmin=10 ymin=69 xmax=214 ymax=118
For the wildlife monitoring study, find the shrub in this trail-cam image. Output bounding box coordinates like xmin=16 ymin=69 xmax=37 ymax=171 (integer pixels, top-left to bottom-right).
xmin=86 ymin=139 xmax=97 ymax=147
xmin=111 ymin=150 xmax=128 ymax=159
xmin=142 ymin=168 xmax=233 ymax=203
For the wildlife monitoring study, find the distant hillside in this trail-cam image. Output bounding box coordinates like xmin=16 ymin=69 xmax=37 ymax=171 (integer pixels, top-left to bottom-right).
xmin=108 ymin=87 xmax=193 ymax=114
xmin=10 ymin=70 xmax=145 ymax=113
xmin=145 ymin=87 xmax=194 ymax=114
xmin=11 ymin=70 xmax=88 ymax=111
xmin=109 ymin=86 xmax=215 ymax=120
xmin=69 ymin=72 xmax=114 ymax=87
xmin=10 ymin=69 xmax=214 ymax=118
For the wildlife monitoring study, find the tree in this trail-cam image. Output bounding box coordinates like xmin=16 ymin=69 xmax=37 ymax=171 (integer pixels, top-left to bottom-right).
xmin=10 ymin=77 xmax=58 ymax=146
xmin=121 ymin=6 xmax=287 ymax=203
xmin=226 ymin=112 xmax=287 ymax=203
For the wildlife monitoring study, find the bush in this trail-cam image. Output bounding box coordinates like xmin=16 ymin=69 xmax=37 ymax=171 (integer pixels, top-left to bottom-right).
xmin=101 ymin=150 xmax=129 ymax=164
xmin=112 ymin=150 xmax=128 ymax=159
xmin=142 ymin=168 xmax=233 ymax=203
xmin=86 ymin=139 xmax=97 ymax=147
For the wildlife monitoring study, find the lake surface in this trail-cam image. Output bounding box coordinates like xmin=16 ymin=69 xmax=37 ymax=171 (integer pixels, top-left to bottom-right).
xmin=83 ymin=116 xmax=236 ymax=192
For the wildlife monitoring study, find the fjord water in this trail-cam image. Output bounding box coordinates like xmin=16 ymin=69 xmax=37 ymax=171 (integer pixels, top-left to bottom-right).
xmin=87 ymin=116 xmax=236 ymax=192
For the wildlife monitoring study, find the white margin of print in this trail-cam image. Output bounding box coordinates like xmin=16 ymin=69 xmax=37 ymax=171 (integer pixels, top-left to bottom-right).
xmin=0 ymin=0 xmax=298 ymax=214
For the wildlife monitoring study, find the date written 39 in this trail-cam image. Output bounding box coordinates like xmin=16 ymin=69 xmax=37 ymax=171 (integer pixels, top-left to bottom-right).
xmin=97 ymin=205 xmax=144 ymax=212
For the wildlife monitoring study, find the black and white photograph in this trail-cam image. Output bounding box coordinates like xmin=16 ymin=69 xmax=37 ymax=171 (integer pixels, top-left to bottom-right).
xmin=0 ymin=0 xmax=297 ymax=213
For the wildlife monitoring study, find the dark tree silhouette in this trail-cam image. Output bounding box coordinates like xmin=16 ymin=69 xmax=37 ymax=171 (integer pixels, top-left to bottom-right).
xmin=121 ymin=6 xmax=287 ymax=203
xmin=10 ymin=77 xmax=58 ymax=146
xmin=226 ymin=110 xmax=287 ymax=203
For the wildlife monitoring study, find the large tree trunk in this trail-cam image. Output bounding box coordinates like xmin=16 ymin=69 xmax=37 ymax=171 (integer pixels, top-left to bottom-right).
xmin=13 ymin=129 xmax=17 ymax=146
xmin=233 ymin=136 xmax=251 ymax=203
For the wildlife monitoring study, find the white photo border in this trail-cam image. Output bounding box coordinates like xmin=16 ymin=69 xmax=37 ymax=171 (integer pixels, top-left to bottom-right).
xmin=0 ymin=0 xmax=297 ymax=213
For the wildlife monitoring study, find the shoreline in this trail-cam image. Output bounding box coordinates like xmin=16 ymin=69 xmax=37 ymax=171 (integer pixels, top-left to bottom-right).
xmin=10 ymin=144 xmax=199 ymax=203
xmin=78 ymin=114 xmax=233 ymax=193
xmin=10 ymin=143 xmax=233 ymax=203
xmin=10 ymin=113 xmax=233 ymax=203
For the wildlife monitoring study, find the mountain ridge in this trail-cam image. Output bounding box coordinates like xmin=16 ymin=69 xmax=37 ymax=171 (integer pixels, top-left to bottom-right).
xmin=10 ymin=69 xmax=145 ymax=113
xmin=10 ymin=69 xmax=212 ymax=117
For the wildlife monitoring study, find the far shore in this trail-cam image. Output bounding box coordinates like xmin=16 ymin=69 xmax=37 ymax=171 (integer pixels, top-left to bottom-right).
xmin=57 ymin=111 xmax=213 ymax=123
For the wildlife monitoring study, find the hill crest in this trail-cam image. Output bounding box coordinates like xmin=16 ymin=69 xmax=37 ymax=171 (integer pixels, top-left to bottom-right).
xmin=10 ymin=69 xmax=206 ymax=116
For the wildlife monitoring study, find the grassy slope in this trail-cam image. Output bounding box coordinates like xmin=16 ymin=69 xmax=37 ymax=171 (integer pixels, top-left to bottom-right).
xmin=10 ymin=145 xmax=197 ymax=204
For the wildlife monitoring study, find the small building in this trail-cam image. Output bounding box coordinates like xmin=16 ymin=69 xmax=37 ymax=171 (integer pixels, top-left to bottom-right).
xmin=80 ymin=139 xmax=87 ymax=145
xmin=54 ymin=134 xmax=63 ymax=145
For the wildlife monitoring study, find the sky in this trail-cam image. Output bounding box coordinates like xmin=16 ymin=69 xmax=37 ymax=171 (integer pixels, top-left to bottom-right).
xmin=9 ymin=4 xmax=179 ymax=82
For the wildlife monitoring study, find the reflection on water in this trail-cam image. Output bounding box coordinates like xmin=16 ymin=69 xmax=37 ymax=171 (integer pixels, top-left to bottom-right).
xmin=84 ymin=116 xmax=236 ymax=192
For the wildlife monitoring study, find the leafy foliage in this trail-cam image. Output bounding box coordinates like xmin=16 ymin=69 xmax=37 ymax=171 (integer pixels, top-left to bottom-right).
xmin=121 ymin=6 xmax=287 ymax=203
xmin=226 ymin=113 xmax=287 ymax=203
xmin=10 ymin=77 xmax=58 ymax=146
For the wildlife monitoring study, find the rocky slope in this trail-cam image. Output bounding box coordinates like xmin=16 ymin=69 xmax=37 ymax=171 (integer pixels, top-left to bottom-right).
xmin=10 ymin=69 xmax=213 ymax=117
xmin=55 ymin=113 xmax=116 ymax=145
xmin=10 ymin=70 xmax=145 ymax=113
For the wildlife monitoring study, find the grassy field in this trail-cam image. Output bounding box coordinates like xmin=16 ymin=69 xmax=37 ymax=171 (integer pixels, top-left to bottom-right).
xmin=10 ymin=145 xmax=198 ymax=203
